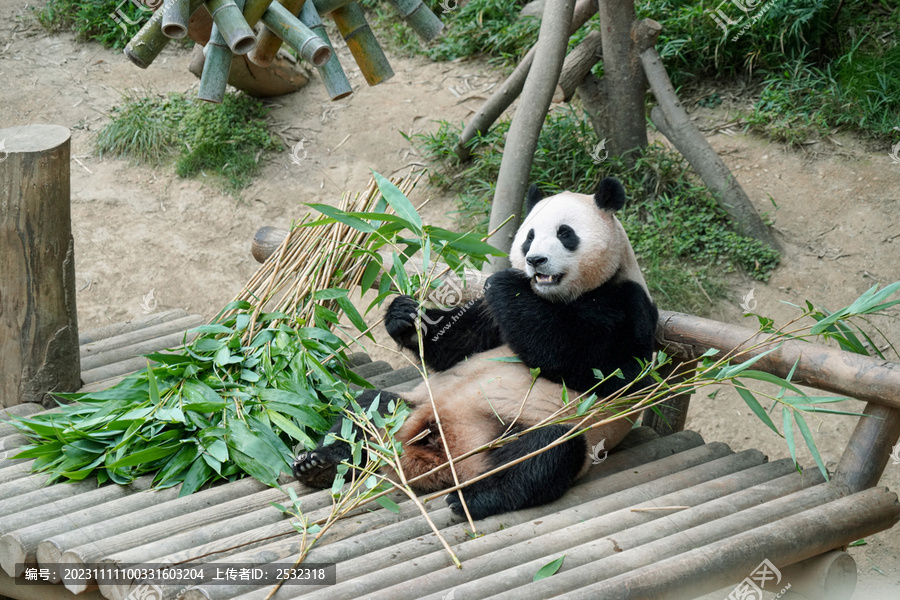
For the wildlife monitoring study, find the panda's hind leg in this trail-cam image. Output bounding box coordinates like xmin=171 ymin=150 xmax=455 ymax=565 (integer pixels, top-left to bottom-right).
xmin=445 ymin=425 xmax=586 ymax=519
xmin=293 ymin=389 xmax=402 ymax=488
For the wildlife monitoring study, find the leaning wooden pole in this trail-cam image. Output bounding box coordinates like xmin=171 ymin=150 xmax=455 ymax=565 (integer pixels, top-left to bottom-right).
xmin=455 ymin=0 xmax=597 ymax=161
xmin=638 ymin=22 xmax=779 ymax=250
xmin=486 ymin=0 xmax=576 ymax=268
xmin=0 ymin=125 xmax=81 ymax=408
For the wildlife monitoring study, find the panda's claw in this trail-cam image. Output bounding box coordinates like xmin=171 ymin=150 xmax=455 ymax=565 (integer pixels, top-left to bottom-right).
xmin=293 ymin=450 xmax=338 ymax=488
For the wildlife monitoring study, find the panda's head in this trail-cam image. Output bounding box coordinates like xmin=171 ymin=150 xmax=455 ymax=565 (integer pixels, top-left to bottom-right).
xmin=509 ymin=177 xmax=639 ymax=303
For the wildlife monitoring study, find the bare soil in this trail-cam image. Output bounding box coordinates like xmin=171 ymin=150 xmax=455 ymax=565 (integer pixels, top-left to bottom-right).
xmin=1 ymin=1 xmax=899 ymax=597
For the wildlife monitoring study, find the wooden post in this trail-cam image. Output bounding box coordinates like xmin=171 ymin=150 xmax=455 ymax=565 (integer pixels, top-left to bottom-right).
xmin=833 ymin=403 xmax=900 ymax=493
xmin=0 ymin=125 xmax=81 ymax=408
xmin=596 ymin=0 xmax=647 ymax=162
xmin=486 ymin=0 xmax=576 ymax=268
xmin=641 ymin=359 xmax=694 ymax=436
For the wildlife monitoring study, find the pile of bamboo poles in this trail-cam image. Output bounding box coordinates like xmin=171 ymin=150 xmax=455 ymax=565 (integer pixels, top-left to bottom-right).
xmin=223 ymin=172 xmax=421 ymax=342
xmin=127 ymin=0 xmax=445 ymax=102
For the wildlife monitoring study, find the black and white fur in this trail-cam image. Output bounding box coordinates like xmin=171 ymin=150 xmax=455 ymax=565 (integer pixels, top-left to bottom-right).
xmin=294 ymin=177 xmax=658 ymax=519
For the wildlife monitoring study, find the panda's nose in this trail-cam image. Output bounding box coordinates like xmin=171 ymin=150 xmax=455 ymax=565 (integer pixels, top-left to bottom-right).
xmin=527 ymin=255 xmax=548 ymax=268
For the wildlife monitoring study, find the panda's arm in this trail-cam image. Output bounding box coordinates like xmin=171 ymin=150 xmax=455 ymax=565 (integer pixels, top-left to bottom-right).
xmin=485 ymin=270 xmax=658 ymax=392
xmin=384 ymin=295 xmax=503 ymax=371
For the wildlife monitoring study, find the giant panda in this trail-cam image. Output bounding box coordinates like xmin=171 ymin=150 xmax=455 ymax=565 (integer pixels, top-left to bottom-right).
xmin=293 ymin=177 xmax=658 ymax=519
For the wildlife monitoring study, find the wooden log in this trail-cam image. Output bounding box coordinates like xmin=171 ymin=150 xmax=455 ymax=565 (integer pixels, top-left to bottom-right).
xmin=198 ymin=18 xmax=235 ymax=102
xmin=555 ymin=29 xmax=602 ymax=102
xmin=833 ymin=402 xmax=900 ymax=493
xmin=551 ymin=486 xmax=900 ymax=600
xmin=79 ymin=329 xmax=200 ymax=372
xmin=248 ymin=0 xmax=303 ymax=68
xmin=0 ymin=435 xmax=27 ymax=452
xmin=487 ymin=0 xmax=575 ymax=267
xmin=576 ymin=71 xmax=607 ymax=139
xmin=80 ymin=357 xmax=155 ymax=385
xmin=382 ymin=460 xmax=817 ymax=600
xmin=641 ymin=48 xmax=778 ymax=250
xmin=0 ymin=125 xmax=80 ymax=408
xmin=0 ymin=568 xmax=106 ymax=600
xmin=595 ymin=0 xmax=649 ymax=163
xmin=78 ymin=309 xmax=189 ymax=345
xmin=299 ymin=0 xmax=353 ymax=99
xmin=615 ymin=425 xmax=659 ymax=450
xmin=125 ymin=0 xmax=205 ymax=68
xmin=252 ymin=226 xmax=289 ymax=263
xmin=162 ymin=0 xmax=192 ymax=38
xmin=657 ymin=310 xmax=900 ymax=411
xmin=778 ymin=550 xmax=857 ymax=600
xmin=261 ymin=1 xmax=333 ymax=66
xmin=79 ymin=315 xmax=203 ymax=359
xmin=0 ymin=403 xmax=44 ymax=423
xmin=0 ymin=469 xmax=46 ymax=494
xmin=387 ymin=0 xmax=444 ymax=42
xmin=0 ymin=478 xmax=156 ymax=578
xmin=206 ymin=0 xmax=257 ymax=54
xmin=57 ymin=480 xmax=290 ymax=594
xmin=331 ymin=2 xmax=394 ymax=86
xmin=455 ymin=0 xmax=597 ymax=161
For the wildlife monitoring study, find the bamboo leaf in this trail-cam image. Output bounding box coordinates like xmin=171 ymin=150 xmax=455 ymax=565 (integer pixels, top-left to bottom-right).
xmin=268 ymin=410 xmax=316 ymax=450
xmin=534 ymin=556 xmax=566 ymax=582
xmin=375 ymin=495 xmax=401 ymax=513
xmin=782 ymin=406 xmax=797 ymax=467
xmin=793 ymin=410 xmax=829 ymax=480
xmin=733 ymin=382 xmax=780 ymax=436
xmin=106 ymin=443 xmax=181 ymax=469
xmin=306 ymin=203 xmax=377 ymax=233
xmin=372 ymin=170 xmax=422 ymax=234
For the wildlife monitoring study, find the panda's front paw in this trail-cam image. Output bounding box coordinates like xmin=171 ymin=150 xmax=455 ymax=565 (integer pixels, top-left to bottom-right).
xmin=293 ymin=443 xmax=350 ymax=489
xmin=484 ymin=269 xmax=532 ymax=301
xmin=385 ymin=295 xmax=421 ymax=344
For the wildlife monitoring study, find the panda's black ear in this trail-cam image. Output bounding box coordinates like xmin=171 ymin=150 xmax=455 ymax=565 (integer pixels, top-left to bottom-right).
xmin=523 ymin=184 xmax=543 ymax=215
xmin=594 ymin=177 xmax=625 ymax=212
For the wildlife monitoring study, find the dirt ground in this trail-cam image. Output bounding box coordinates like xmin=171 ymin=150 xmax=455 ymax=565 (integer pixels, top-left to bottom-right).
xmin=1 ymin=1 xmax=899 ymax=597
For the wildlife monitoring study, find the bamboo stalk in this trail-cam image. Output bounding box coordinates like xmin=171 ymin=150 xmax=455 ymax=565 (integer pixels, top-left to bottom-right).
xmin=330 ymin=2 xmax=394 ymax=86
xmin=242 ymin=0 xmax=275 ymax=25
xmin=125 ymin=0 xmax=205 ymax=68
xmin=249 ymin=0 xmax=303 ymax=68
xmin=198 ymin=19 xmax=233 ymax=103
xmin=386 ymin=0 xmax=443 ymax=42
xmin=161 ymin=0 xmax=192 ymax=38
xmin=207 ymin=0 xmax=258 ymax=54
xmin=311 ymin=0 xmax=353 ymax=13
xmin=261 ymin=1 xmax=333 ymax=67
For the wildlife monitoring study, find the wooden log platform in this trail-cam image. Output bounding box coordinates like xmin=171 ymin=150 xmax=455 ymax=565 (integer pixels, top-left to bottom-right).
xmin=0 ymin=314 xmax=897 ymax=600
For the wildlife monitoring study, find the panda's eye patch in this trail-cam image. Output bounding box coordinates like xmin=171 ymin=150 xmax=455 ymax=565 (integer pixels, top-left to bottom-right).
xmin=556 ymin=225 xmax=579 ymax=251
xmin=521 ymin=229 xmax=535 ymax=255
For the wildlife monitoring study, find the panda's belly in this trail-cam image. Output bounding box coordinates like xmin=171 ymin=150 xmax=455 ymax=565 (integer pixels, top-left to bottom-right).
xmin=401 ymin=346 xmax=627 ymax=457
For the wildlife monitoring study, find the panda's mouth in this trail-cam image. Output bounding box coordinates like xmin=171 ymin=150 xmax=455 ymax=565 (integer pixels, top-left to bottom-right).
xmin=533 ymin=273 xmax=563 ymax=286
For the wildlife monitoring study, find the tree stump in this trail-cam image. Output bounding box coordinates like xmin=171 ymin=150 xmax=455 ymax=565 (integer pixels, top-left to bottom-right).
xmin=0 ymin=125 xmax=81 ymax=407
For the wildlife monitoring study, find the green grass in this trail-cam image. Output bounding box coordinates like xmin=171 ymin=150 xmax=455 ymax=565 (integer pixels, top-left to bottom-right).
xmin=37 ymin=0 xmax=154 ymax=49
xmin=96 ymin=92 xmax=281 ymax=192
xmin=411 ymin=108 xmax=780 ymax=315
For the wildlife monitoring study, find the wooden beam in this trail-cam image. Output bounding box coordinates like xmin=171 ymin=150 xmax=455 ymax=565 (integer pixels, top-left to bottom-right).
xmin=833 ymin=402 xmax=900 ymax=493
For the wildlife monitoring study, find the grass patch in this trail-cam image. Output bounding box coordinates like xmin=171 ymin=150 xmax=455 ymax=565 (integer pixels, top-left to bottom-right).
xmin=37 ymin=0 xmax=154 ymax=49
xmin=411 ymin=108 xmax=779 ymax=315
xmin=96 ymin=91 xmax=280 ymax=192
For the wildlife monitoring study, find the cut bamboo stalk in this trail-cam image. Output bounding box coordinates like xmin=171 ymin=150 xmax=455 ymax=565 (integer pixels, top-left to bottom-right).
xmin=125 ymin=0 xmax=205 ymax=68
xmin=418 ymin=463 xmax=822 ymax=600
xmin=198 ymin=18 xmax=235 ymax=103
xmin=162 ymin=0 xmax=192 ymax=38
xmin=57 ymin=480 xmax=289 ymax=594
xmin=248 ymin=0 xmax=303 ymax=68
xmin=551 ymin=486 xmax=900 ymax=600
xmin=79 ymin=330 xmax=199 ymax=372
xmin=303 ymin=448 xmax=765 ymax=600
xmin=311 ymin=0 xmax=353 ymax=13
xmin=778 ymin=550 xmax=857 ymax=600
xmin=386 ymin=0 xmax=444 ymax=42
xmin=261 ymin=1 xmax=333 ymax=67
xmin=0 ymin=478 xmax=156 ymax=578
xmin=330 ymin=2 xmax=393 ymax=86
xmin=206 ymin=0 xmax=257 ymax=54
xmin=79 ymin=315 xmax=204 ymax=359
xmin=242 ymin=0 xmax=275 ymax=25
xmin=78 ymin=309 xmax=189 ymax=345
